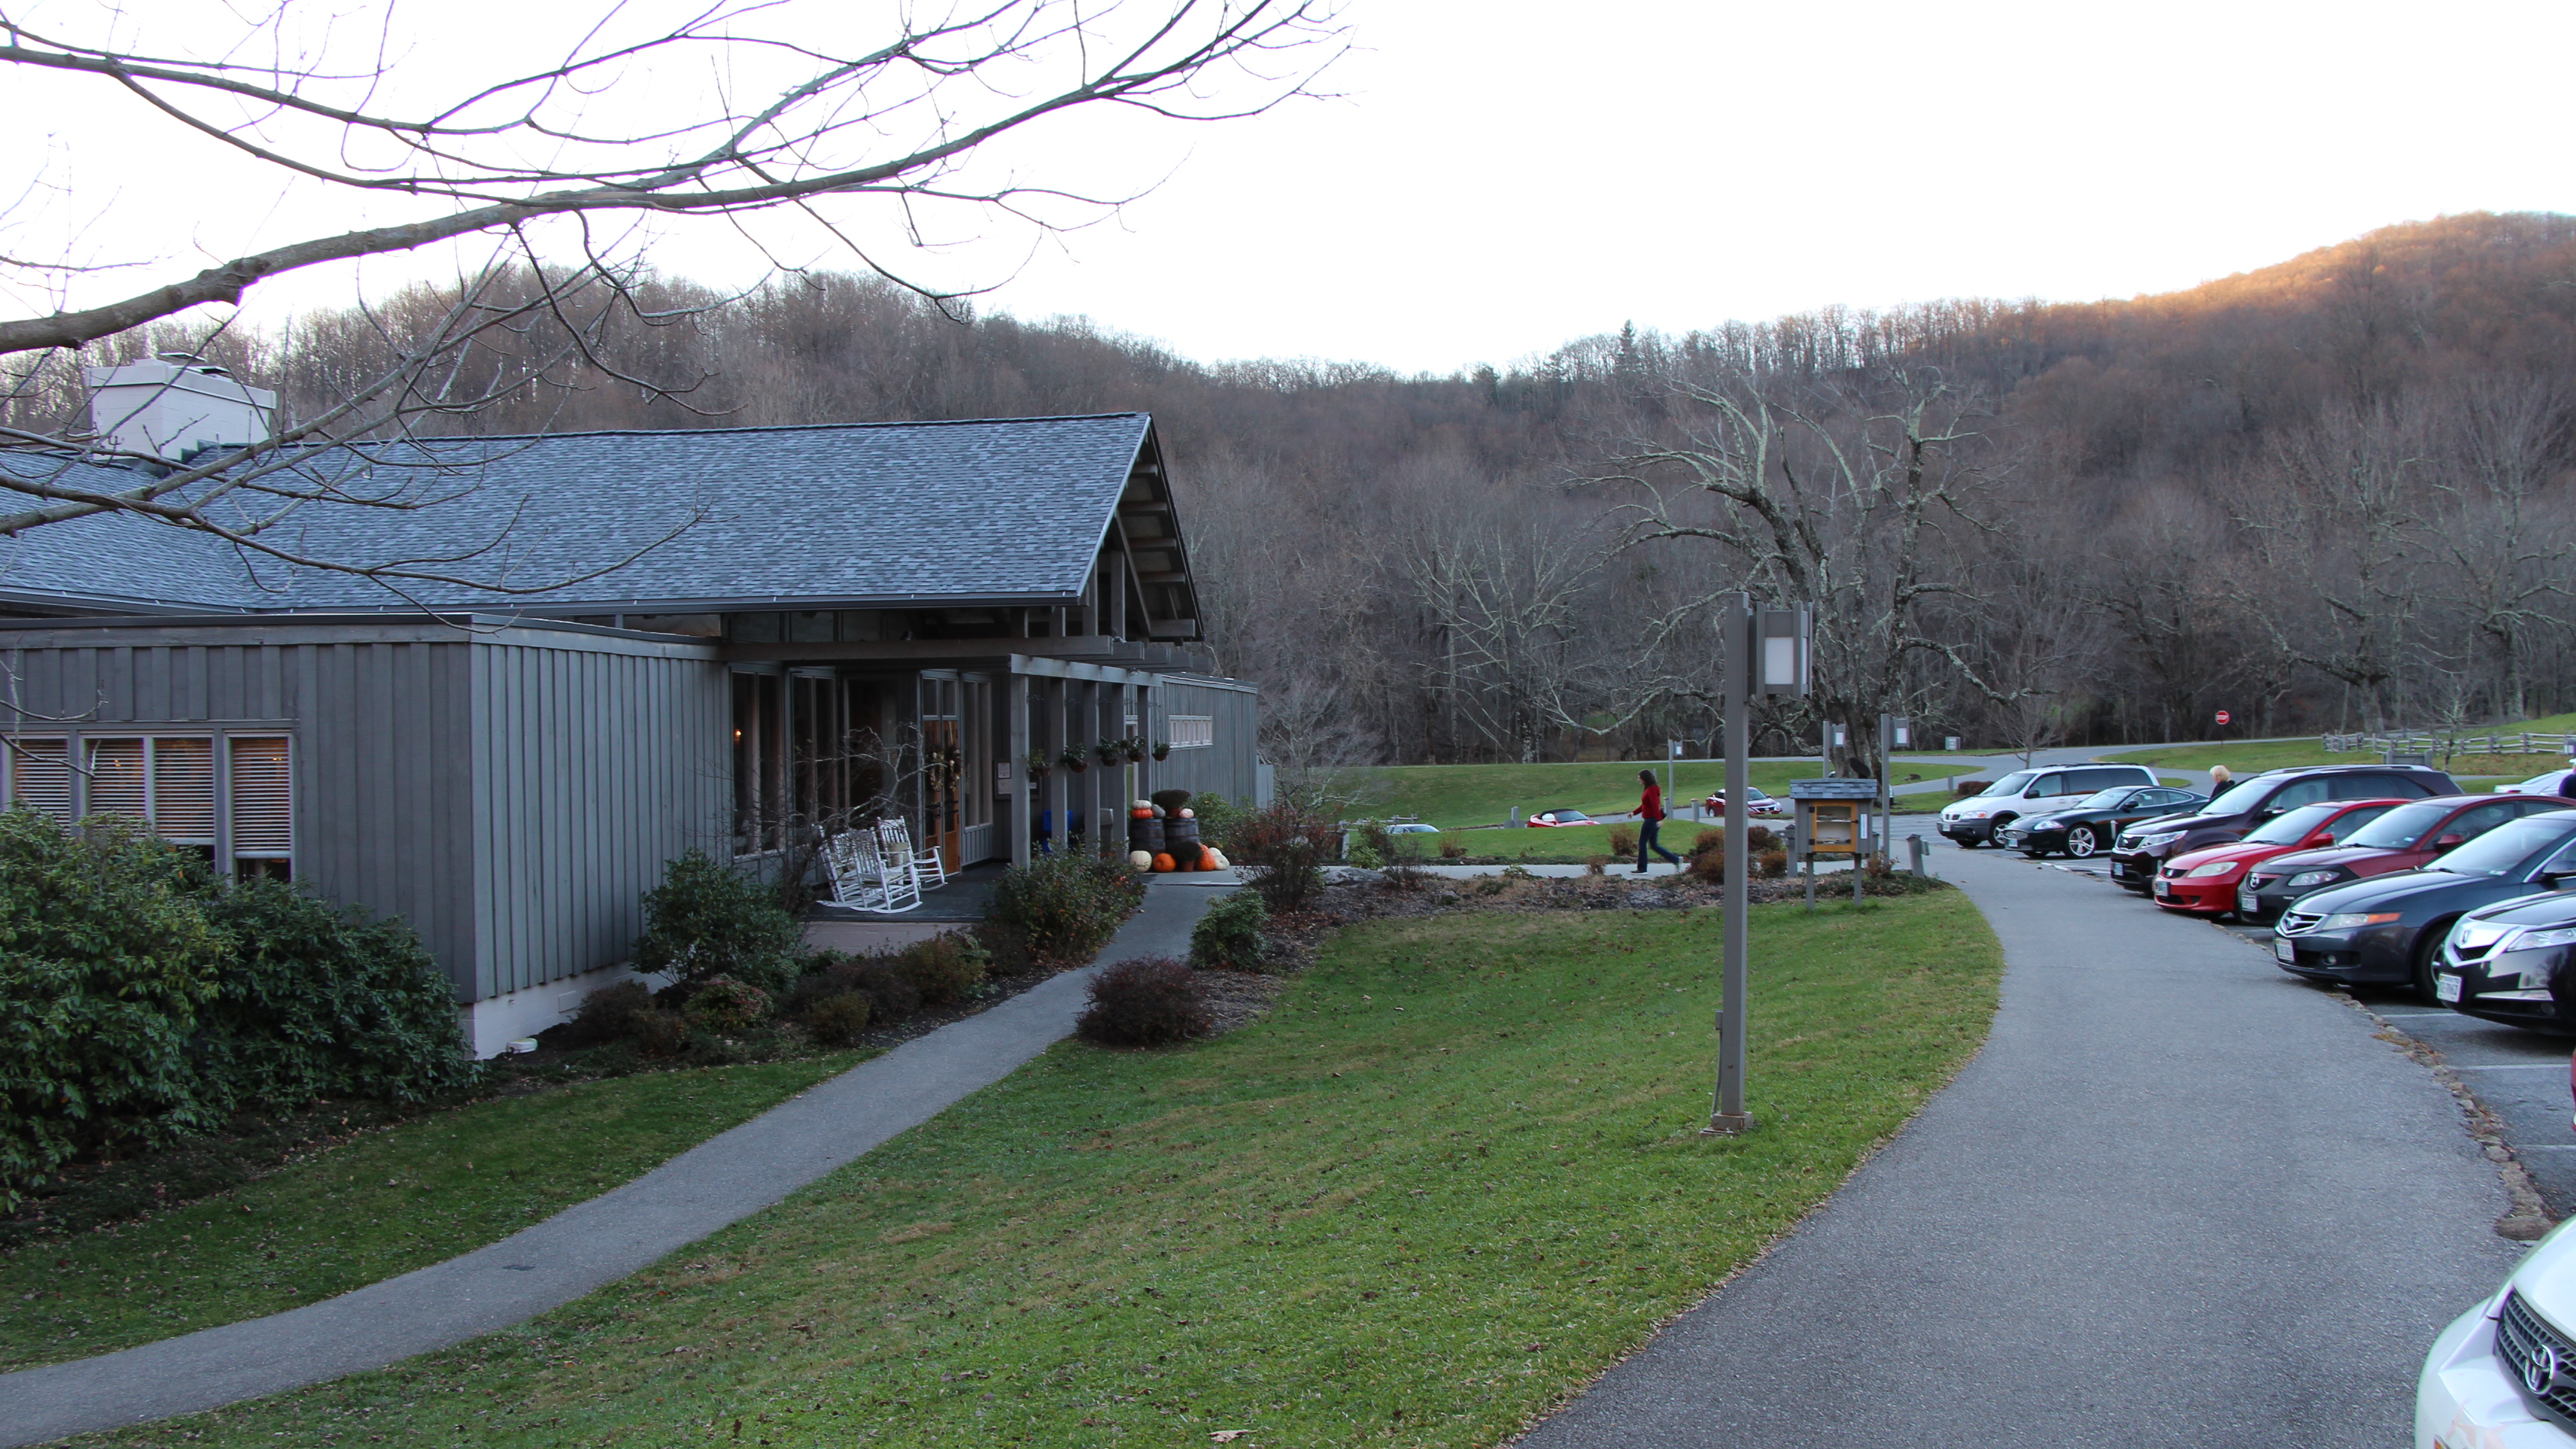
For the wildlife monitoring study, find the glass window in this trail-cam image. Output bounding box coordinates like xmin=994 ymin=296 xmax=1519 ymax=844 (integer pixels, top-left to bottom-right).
xmin=2432 ymin=818 xmax=2576 ymax=877
xmin=5 ymin=737 xmax=72 ymax=820
xmin=2445 ymin=802 xmax=2521 ymax=841
xmin=2343 ymin=801 xmax=2455 ymax=850
xmin=228 ymin=736 xmax=292 ymax=880
xmin=2074 ymin=788 xmax=2133 ymax=809
xmin=2324 ymin=804 xmax=2395 ymax=842
xmin=2205 ymin=778 xmax=2273 ymax=815
xmin=1978 ymin=771 xmax=2036 ymax=798
xmin=2245 ymin=803 xmax=2346 ymax=845
xmin=2027 ymin=773 xmax=2065 ymax=798
xmin=2266 ymin=777 xmax=2334 ymax=812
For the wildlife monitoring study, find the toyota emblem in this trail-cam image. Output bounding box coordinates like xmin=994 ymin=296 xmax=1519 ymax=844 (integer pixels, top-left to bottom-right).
xmin=2526 ymin=1342 xmax=2565 ymax=1398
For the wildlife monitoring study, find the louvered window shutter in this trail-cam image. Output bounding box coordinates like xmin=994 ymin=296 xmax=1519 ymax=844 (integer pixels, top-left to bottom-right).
xmin=228 ymin=736 xmax=292 ymax=857
xmin=151 ymin=739 xmax=217 ymax=844
xmin=86 ymin=738 xmax=147 ymax=820
xmin=7 ymin=739 xmax=72 ymax=820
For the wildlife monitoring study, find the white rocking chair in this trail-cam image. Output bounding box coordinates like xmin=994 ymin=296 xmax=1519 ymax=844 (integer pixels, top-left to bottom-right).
xmin=879 ymin=816 xmax=950 ymax=892
xmin=823 ymin=828 xmax=919 ymax=914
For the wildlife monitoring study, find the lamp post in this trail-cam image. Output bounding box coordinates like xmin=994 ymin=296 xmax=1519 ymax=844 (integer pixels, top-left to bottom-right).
xmin=1708 ymin=595 xmax=1809 ymax=1137
xmin=1878 ymin=713 xmax=1910 ymax=865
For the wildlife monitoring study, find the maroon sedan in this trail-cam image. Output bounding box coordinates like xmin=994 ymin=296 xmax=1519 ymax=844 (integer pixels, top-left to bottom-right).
xmin=2235 ymin=792 xmax=2576 ymax=923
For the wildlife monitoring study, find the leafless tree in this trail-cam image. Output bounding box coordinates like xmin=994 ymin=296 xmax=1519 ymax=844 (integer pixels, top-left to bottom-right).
xmin=0 ymin=0 xmax=1343 ymax=588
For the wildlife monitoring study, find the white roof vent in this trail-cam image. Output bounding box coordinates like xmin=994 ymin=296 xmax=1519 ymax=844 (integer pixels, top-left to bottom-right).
xmin=83 ymin=353 xmax=277 ymax=462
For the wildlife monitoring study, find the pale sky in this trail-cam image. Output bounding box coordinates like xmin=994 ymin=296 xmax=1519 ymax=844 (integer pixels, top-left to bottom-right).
xmin=9 ymin=0 xmax=2575 ymax=376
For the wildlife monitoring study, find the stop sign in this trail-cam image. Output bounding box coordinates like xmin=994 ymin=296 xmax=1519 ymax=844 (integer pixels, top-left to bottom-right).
xmin=2216 ymin=710 xmax=2232 ymax=725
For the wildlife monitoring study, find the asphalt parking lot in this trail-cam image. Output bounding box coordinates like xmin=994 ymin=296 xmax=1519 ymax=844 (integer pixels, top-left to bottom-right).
xmin=2039 ymin=850 xmax=2576 ymax=1214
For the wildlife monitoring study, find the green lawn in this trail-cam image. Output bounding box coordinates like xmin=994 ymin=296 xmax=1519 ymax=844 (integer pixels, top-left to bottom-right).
xmin=2 ymin=1055 xmax=862 ymax=1370
xmin=99 ymin=892 xmax=2002 ymax=1448
xmin=1350 ymin=759 xmax=1981 ymax=830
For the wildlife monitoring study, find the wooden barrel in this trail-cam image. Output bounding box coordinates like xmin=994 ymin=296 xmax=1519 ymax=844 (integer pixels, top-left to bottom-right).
xmin=1128 ymin=816 xmax=1165 ymax=856
xmin=1165 ymin=816 xmax=1203 ymax=867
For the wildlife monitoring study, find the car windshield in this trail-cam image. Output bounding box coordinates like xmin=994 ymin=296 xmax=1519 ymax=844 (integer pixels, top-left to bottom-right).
xmin=2341 ymin=801 xmax=2455 ymax=850
xmin=1979 ymin=771 xmax=2036 ymax=798
xmin=2428 ymin=818 xmax=2576 ymax=877
xmin=2203 ymin=777 xmax=2282 ymax=816
xmin=2074 ymin=788 xmax=2133 ymax=809
xmin=2244 ymin=803 xmax=2348 ymax=845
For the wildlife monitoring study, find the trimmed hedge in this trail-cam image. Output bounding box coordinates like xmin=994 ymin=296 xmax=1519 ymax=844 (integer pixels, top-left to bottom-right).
xmin=987 ymin=853 xmax=1147 ymax=964
xmin=632 ymin=848 xmax=804 ymax=993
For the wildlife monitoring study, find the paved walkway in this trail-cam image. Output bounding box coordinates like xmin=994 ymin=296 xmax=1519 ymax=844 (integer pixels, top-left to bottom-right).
xmin=0 ymin=886 xmax=1220 ymax=1448
xmin=1521 ymin=841 xmax=2523 ymax=1448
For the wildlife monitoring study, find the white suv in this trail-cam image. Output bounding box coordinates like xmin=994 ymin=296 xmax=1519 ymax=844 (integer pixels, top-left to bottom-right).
xmin=1937 ymin=763 xmax=2159 ymax=847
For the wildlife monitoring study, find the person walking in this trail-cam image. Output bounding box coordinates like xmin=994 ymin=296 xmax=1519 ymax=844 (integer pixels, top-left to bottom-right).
xmin=2209 ymin=764 xmax=2234 ymax=792
xmin=1632 ymin=768 xmax=1682 ymax=874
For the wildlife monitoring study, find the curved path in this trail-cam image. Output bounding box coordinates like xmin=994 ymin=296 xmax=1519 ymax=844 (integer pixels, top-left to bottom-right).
xmin=1522 ymin=841 xmax=2525 ymax=1448
xmin=0 ymin=882 xmax=1222 ymax=1448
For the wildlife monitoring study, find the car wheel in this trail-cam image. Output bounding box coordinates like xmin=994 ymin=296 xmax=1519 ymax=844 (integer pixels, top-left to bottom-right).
xmin=2066 ymin=825 xmax=2098 ymax=859
xmin=2411 ymin=925 xmax=2450 ymax=1003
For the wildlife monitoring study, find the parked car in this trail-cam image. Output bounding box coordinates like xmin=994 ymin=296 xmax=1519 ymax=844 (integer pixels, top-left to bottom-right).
xmin=2273 ymin=809 xmax=2576 ymax=997
xmin=1527 ymin=809 xmax=1593 ymax=828
xmin=2151 ymin=799 xmax=2406 ymax=917
xmin=1386 ymin=822 xmax=1439 ymax=835
xmin=2104 ymin=763 xmax=2460 ymax=893
xmin=1998 ymin=784 xmax=2207 ymax=859
xmin=1701 ymin=786 xmax=1789 ymax=818
xmin=2498 ymin=764 xmax=2576 ymax=797
xmin=2433 ymin=886 xmax=2576 ymax=1033
xmin=2418 ymin=1213 xmax=2576 ymax=1445
xmin=1936 ymin=763 xmax=2160 ymax=847
xmin=2235 ymin=794 xmax=2576 ymax=924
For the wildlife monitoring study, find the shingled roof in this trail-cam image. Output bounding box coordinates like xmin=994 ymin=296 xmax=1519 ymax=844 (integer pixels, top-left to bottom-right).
xmin=0 ymin=413 xmax=1167 ymax=614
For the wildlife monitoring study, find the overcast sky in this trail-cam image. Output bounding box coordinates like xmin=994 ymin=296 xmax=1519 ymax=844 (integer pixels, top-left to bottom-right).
xmin=11 ymin=0 xmax=2576 ymax=376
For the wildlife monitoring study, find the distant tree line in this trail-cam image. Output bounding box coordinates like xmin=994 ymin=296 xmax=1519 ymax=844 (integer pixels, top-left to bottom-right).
xmin=13 ymin=212 xmax=2574 ymax=769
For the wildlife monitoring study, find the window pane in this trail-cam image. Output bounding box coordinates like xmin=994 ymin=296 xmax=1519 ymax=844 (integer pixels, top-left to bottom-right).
xmin=151 ymin=738 xmax=217 ymax=842
xmin=229 ymin=736 xmax=293 ymax=854
xmin=86 ymin=738 xmax=147 ymax=820
xmin=6 ymin=738 xmax=72 ymax=820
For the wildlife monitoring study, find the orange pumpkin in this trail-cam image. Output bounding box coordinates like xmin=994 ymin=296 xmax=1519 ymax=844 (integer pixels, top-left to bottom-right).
xmin=1131 ymin=806 xmax=1154 ymax=819
xmin=1152 ymin=852 xmax=1177 ymax=872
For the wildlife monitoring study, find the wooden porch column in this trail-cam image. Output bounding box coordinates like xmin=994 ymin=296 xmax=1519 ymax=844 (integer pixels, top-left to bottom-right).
xmin=1049 ymin=677 xmax=1070 ymax=852
xmin=1008 ymin=672 xmax=1031 ymax=869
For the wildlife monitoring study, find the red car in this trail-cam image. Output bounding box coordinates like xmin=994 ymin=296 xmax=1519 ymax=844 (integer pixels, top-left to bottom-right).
xmin=2235 ymin=792 xmax=2576 ymax=924
xmin=2153 ymin=798 xmax=2405 ymax=917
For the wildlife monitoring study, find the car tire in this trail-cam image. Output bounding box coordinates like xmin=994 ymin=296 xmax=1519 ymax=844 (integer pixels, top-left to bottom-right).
xmin=2066 ymin=825 xmax=2098 ymax=858
xmin=2412 ymin=925 xmax=2451 ymax=1003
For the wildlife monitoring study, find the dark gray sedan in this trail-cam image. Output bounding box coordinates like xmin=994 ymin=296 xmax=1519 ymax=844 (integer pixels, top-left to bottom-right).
xmin=2272 ymin=809 xmax=2576 ymax=999
xmin=2435 ymin=887 xmax=2576 ymax=1033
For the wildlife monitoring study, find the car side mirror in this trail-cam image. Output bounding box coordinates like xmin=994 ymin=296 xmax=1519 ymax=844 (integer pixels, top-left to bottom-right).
xmin=2545 ymin=871 xmax=2576 ymax=891
xmin=2433 ymin=833 xmax=2467 ymax=850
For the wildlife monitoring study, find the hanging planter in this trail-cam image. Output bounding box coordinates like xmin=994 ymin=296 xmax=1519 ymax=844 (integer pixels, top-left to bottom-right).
xmin=1058 ymin=746 xmax=1087 ymax=774
xmin=1093 ymin=738 xmax=1124 ymax=768
xmin=1121 ymin=734 xmax=1149 ymax=764
xmin=1151 ymin=739 xmax=1171 ymax=761
xmin=1023 ymin=749 xmax=1052 ymax=780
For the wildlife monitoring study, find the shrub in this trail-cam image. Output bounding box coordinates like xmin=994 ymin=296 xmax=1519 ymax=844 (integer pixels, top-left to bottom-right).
xmin=987 ymin=853 xmax=1148 ymax=964
xmin=1746 ymin=824 xmax=1775 ymax=851
xmin=1076 ymin=957 xmax=1210 ymax=1046
xmin=633 ymin=849 xmax=804 ymax=993
xmin=971 ymin=918 xmax=1032 ymax=976
xmin=1189 ymin=891 xmax=1269 ymax=971
xmin=1345 ymin=837 xmax=1383 ymax=869
xmin=801 ymin=992 xmax=873 ymax=1046
xmin=1686 ymin=848 xmax=1726 ymax=884
xmin=1585 ymin=855 xmax=1609 ymax=876
xmin=682 ymin=976 xmax=772 ymax=1034
xmin=630 ymin=1010 xmax=692 ymax=1057
xmin=0 ymin=812 xmax=224 ymax=1204
xmin=1691 ymin=828 xmax=1726 ymax=858
xmin=1607 ymin=824 xmax=1638 ymax=856
xmin=572 ymin=980 xmax=657 ymax=1044
xmin=1189 ymin=792 xmax=1248 ymax=854
xmin=1439 ymin=839 xmax=1468 ymax=860
xmin=897 ymin=932 xmax=989 ymax=1006
xmin=1759 ymin=847 xmax=1791 ymax=877
xmin=195 ymin=880 xmax=476 ymax=1111
xmin=1234 ymin=801 xmax=1335 ymax=914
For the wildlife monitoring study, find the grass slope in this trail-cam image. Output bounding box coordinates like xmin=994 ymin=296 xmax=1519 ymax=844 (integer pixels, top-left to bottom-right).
xmin=103 ymin=893 xmax=2002 ymax=1448
xmin=1350 ymin=759 xmax=1980 ymax=829
xmin=3 ymin=1056 xmax=860 ymax=1370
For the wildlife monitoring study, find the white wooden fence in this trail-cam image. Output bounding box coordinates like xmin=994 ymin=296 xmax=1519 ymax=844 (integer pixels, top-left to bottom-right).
xmin=2322 ymin=731 xmax=2575 ymax=758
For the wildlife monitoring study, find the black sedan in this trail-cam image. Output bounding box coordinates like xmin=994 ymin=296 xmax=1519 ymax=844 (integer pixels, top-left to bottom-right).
xmin=1998 ymin=785 xmax=2207 ymax=859
xmin=2273 ymin=809 xmax=2576 ymax=998
xmin=2435 ymin=886 xmax=2576 ymax=1033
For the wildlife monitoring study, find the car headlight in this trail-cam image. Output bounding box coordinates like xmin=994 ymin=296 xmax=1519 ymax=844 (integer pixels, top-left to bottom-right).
xmin=2140 ymin=830 xmax=2184 ymax=849
xmin=2024 ymin=818 xmax=2058 ymax=831
xmin=2186 ymin=861 xmax=2239 ymax=878
xmin=2510 ymin=926 xmax=2576 ymax=951
xmin=2282 ymin=871 xmax=2341 ymax=890
xmin=2317 ymin=912 xmax=2402 ymax=930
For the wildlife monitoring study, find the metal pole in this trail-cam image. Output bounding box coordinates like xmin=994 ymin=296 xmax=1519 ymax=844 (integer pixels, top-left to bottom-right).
xmin=1877 ymin=713 xmax=1892 ymax=871
xmin=1708 ymin=594 xmax=1753 ymax=1135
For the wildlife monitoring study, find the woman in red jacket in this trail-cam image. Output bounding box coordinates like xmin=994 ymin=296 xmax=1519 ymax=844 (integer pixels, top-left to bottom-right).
xmin=1633 ymin=768 xmax=1682 ymax=873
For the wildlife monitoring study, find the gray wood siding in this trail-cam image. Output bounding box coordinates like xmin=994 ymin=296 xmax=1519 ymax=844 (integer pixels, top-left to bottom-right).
xmin=1149 ymin=676 xmax=1260 ymax=805
xmin=467 ymin=636 xmax=727 ymax=1000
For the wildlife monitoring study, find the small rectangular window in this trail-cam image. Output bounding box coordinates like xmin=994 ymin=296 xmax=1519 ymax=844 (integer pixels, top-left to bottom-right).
xmin=1169 ymin=715 xmax=1214 ymax=749
xmin=229 ymin=736 xmax=292 ymax=875
xmin=151 ymin=738 xmax=217 ymax=844
xmin=86 ymin=738 xmax=148 ymax=819
xmin=5 ymin=738 xmax=72 ymax=820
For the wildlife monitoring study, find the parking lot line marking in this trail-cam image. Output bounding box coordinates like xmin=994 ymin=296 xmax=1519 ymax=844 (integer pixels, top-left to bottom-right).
xmin=2375 ymin=1011 xmax=2454 ymax=1018
xmin=2509 ymin=1144 xmax=2576 ymax=1151
xmin=2445 ymin=1063 xmax=2569 ymax=1071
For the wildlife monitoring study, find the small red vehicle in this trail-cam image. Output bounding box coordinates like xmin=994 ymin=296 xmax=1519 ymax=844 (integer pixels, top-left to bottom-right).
xmin=2152 ymin=798 xmax=2405 ymax=917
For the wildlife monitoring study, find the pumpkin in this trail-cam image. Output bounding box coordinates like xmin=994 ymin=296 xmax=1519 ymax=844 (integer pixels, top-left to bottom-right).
xmin=1131 ymin=806 xmax=1154 ymax=819
xmin=1178 ymin=807 xmax=1195 ymax=818
xmin=1128 ymin=850 xmax=1154 ymax=869
xmin=1204 ymin=848 xmax=1229 ymax=871
xmin=1152 ymin=852 xmax=1178 ymax=873
xmin=1132 ymin=798 xmax=1152 ymax=810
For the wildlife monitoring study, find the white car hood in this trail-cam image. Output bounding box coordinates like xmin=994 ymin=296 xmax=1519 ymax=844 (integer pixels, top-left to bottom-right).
xmin=2512 ymin=1213 xmax=2576 ymax=1312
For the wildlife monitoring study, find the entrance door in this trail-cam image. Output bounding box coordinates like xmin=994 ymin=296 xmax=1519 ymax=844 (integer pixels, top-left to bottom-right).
xmin=921 ymin=679 xmax=963 ymax=871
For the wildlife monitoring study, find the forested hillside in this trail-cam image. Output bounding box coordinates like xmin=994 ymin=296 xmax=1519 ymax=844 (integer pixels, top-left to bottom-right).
xmin=22 ymin=212 xmax=2576 ymax=768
